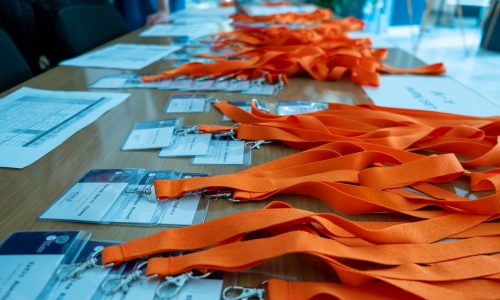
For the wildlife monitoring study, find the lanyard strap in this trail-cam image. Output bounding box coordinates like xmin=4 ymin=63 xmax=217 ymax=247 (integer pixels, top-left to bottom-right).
xmin=145 ymin=230 xmax=500 ymax=278
xmin=264 ymin=278 xmax=500 ymax=300
xmin=212 ymin=101 xmax=500 ymax=167
xmin=101 ymin=202 xmax=498 ymax=266
xmin=153 ymin=148 xmax=500 ymax=215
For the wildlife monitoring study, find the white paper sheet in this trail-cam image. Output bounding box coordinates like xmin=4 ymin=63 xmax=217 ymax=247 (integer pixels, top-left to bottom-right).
xmin=248 ymin=5 xmax=317 ymax=16
xmin=60 ymin=44 xmax=181 ymax=70
xmin=347 ymin=32 xmax=395 ymax=48
xmin=0 ymin=87 xmax=130 ymax=168
xmin=364 ymin=75 xmax=500 ymax=117
xmin=140 ymin=24 xmax=221 ymax=38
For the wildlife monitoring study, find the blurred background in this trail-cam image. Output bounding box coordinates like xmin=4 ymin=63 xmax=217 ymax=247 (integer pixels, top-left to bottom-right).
xmin=189 ymin=0 xmax=500 ymax=102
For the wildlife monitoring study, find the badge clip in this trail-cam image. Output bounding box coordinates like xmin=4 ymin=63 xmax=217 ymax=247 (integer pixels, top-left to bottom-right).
xmin=101 ymin=261 xmax=155 ymax=294
xmin=222 ymin=286 xmax=265 ymax=300
xmin=156 ymin=271 xmax=212 ymax=299
xmin=57 ymin=248 xmax=114 ymax=280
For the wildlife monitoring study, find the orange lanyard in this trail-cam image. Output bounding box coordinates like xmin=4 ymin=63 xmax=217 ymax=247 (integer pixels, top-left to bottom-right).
xmin=144 ymin=231 xmax=500 ymax=299
xmin=224 ymin=277 xmax=500 ymax=300
xmin=143 ymin=45 xmax=445 ymax=86
xmin=101 ymin=201 xmax=498 ymax=266
xmin=208 ymin=101 xmax=500 ymax=167
xmin=153 ymin=147 xmax=500 ymax=217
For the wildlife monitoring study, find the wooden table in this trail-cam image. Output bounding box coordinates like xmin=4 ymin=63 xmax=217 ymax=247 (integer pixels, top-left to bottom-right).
xmin=0 ymin=30 xmax=428 ymax=293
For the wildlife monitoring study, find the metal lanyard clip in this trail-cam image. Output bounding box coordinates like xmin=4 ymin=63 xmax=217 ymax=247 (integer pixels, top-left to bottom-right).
xmin=56 ymin=247 xmax=114 ymax=280
xmin=204 ymin=191 xmax=239 ymax=203
xmin=175 ymin=126 xmax=201 ymax=136
xmin=156 ymin=271 xmax=212 ymax=299
xmin=101 ymin=261 xmax=155 ymax=294
xmin=222 ymin=286 xmax=265 ymax=300
xmin=245 ymin=140 xmax=272 ymax=150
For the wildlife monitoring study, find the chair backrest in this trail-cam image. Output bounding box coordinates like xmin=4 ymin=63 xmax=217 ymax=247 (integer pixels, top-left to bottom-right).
xmin=58 ymin=5 xmax=128 ymax=57
xmin=0 ymin=28 xmax=33 ymax=93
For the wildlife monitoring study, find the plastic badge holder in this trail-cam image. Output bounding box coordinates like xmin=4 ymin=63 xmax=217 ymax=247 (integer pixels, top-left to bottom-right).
xmin=164 ymin=94 xmax=211 ymax=114
xmin=39 ymin=169 xmax=210 ymax=226
xmin=0 ymin=230 xmax=91 ymax=300
xmin=121 ymin=118 xmax=183 ymax=151
xmin=276 ymin=100 xmax=329 ymax=115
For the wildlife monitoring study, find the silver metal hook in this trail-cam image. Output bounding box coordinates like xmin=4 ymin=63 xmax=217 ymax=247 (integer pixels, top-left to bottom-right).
xmin=57 ymin=248 xmax=114 ymax=281
xmin=250 ymin=99 xmax=271 ymax=113
xmin=245 ymin=140 xmax=271 ymax=150
xmin=222 ymin=286 xmax=265 ymax=300
xmin=175 ymin=126 xmax=200 ymax=136
xmin=204 ymin=191 xmax=239 ymax=203
xmin=143 ymin=185 xmax=157 ymax=202
xmin=101 ymin=261 xmax=151 ymax=295
xmin=155 ymin=271 xmax=212 ymax=299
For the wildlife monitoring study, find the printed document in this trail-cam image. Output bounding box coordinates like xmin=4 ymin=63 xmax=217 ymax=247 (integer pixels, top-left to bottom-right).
xmin=140 ymin=24 xmax=222 ymax=38
xmin=60 ymin=44 xmax=181 ymax=70
xmin=363 ymin=75 xmax=500 ymax=116
xmin=0 ymin=87 xmax=129 ymax=168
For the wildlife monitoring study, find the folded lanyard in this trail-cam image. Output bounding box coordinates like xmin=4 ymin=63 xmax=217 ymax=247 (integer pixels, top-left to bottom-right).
xmin=145 ymin=231 xmax=500 ymax=277
xmin=82 ymin=202 xmax=497 ymax=298
xmin=223 ymin=277 xmax=500 ymax=300
xmin=212 ymin=101 xmax=500 ymax=166
xmin=143 ymin=44 xmax=445 ymax=86
xmin=100 ymin=202 xmax=498 ymax=266
xmin=144 ymin=231 xmax=500 ymax=299
xmin=212 ymin=26 xmax=377 ymax=51
xmin=153 ymin=144 xmax=500 ymax=216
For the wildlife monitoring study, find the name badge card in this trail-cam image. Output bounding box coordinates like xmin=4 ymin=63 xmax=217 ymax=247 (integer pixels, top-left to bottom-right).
xmin=0 ymin=231 xmax=90 ymax=300
xmin=165 ymin=94 xmax=210 ymax=113
xmin=122 ymin=118 xmax=183 ymax=150
xmin=192 ymin=139 xmax=251 ymax=165
xmin=276 ymin=101 xmax=329 ymax=115
xmin=364 ymin=75 xmax=500 ymax=117
xmin=40 ymin=169 xmax=147 ymax=223
xmin=40 ymin=169 xmax=209 ymax=226
xmin=158 ymin=133 xmax=212 ymax=157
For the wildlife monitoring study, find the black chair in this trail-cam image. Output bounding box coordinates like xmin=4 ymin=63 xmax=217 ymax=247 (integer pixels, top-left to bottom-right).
xmin=57 ymin=5 xmax=128 ymax=57
xmin=0 ymin=28 xmax=33 ymax=92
